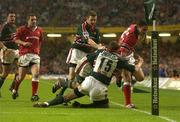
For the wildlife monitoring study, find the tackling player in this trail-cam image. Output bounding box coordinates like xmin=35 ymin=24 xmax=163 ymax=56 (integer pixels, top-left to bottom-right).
xmin=33 ymin=42 xmax=144 ymax=108
xmin=64 ymin=10 xmax=102 ymax=95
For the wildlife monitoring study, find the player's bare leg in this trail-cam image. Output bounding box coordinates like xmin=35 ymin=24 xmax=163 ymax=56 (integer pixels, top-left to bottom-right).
xmin=0 ymin=48 xmax=19 ymax=97
xmin=68 ymin=67 xmax=76 ymax=80
xmin=9 ymin=60 xmax=19 ymax=92
xmin=0 ymin=64 xmax=11 ymax=88
xmin=0 ymin=47 xmax=12 ymax=90
xmin=0 ymin=64 xmax=11 ymax=97
xmin=31 ymin=64 xmax=40 ymax=101
xmin=122 ymin=70 xmax=135 ymax=108
xmin=12 ymin=67 xmax=27 ymax=99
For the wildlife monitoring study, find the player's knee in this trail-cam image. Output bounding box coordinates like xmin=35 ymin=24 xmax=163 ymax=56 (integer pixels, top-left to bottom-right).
xmin=123 ymin=82 xmax=131 ymax=86
xmin=68 ymin=68 xmax=76 ymax=80
xmin=135 ymin=76 xmax=144 ymax=81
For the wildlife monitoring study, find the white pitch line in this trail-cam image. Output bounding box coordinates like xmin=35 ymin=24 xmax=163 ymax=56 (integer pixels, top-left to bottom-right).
xmin=111 ymin=101 xmax=177 ymax=122
xmin=0 ymin=111 xmax=69 ymax=115
xmin=37 ymin=81 xmax=177 ymax=122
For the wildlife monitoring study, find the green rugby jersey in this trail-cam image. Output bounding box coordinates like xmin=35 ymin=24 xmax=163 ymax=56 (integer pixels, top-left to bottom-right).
xmin=87 ymin=50 xmax=135 ymax=85
xmin=0 ymin=23 xmax=18 ymax=49
xmin=72 ymin=21 xmax=100 ymax=53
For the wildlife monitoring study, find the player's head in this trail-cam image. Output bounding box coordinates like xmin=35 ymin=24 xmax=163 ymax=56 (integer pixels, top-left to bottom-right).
xmin=7 ymin=12 xmax=16 ymax=24
xmin=86 ymin=10 xmax=97 ymax=26
xmin=107 ymin=41 xmax=120 ymax=52
xmin=137 ymin=20 xmax=148 ymax=35
xmin=27 ymin=14 xmax=37 ymax=28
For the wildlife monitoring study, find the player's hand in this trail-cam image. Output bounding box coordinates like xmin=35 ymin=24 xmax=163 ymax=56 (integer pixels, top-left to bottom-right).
xmin=97 ymin=43 xmax=106 ymax=49
xmin=88 ymin=38 xmax=99 ymax=49
xmin=22 ymin=42 xmax=32 ymax=47
xmin=87 ymin=38 xmax=94 ymax=44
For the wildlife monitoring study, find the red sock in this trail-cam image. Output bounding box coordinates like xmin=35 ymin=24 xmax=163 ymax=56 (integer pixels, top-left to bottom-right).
xmin=14 ymin=80 xmax=20 ymax=91
xmin=123 ymin=84 xmax=131 ymax=105
xmin=32 ymin=81 xmax=39 ymax=96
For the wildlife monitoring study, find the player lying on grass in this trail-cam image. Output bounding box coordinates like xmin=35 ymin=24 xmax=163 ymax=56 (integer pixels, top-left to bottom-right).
xmin=33 ymin=42 xmax=144 ymax=108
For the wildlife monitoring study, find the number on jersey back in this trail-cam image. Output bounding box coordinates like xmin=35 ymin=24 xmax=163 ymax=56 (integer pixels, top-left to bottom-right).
xmin=93 ymin=51 xmax=118 ymax=77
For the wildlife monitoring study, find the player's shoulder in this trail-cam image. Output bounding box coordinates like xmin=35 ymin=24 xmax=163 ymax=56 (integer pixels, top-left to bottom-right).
xmin=37 ymin=26 xmax=43 ymax=31
xmin=129 ymin=24 xmax=137 ymax=30
xmin=78 ymin=21 xmax=85 ymax=28
xmin=1 ymin=22 xmax=7 ymax=28
xmin=35 ymin=26 xmax=43 ymax=34
xmin=17 ymin=25 xmax=27 ymax=32
xmin=94 ymin=26 xmax=100 ymax=32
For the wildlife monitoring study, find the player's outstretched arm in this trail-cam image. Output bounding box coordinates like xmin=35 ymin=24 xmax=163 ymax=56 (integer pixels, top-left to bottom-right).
xmin=87 ymin=38 xmax=104 ymax=49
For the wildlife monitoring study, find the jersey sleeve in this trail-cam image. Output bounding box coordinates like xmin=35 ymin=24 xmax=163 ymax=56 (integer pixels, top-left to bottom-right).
xmin=75 ymin=24 xmax=89 ymax=44
xmin=117 ymin=58 xmax=135 ymax=73
xmin=39 ymin=28 xmax=44 ymax=41
xmin=39 ymin=29 xmax=44 ymax=47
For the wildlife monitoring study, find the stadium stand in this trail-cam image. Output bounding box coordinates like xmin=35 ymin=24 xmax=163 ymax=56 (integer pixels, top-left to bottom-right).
xmin=0 ymin=0 xmax=179 ymax=77
xmin=0 ymin=0 xmax=179 ymax=26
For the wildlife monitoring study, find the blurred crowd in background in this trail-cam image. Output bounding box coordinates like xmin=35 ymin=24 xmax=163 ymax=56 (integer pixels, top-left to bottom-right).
xmin=0 ymin=0 xmax=179 ymax=77
xmin=0 ymin=0 xmax=179 ymax=26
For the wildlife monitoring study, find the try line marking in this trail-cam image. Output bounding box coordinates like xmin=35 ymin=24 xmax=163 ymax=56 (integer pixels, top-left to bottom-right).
xmin=111 ymin=101 xmax=176 ymax=122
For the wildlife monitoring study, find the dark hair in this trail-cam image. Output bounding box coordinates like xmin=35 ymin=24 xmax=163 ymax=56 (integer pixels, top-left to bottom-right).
xmin=27 ymin=13 xmax=36 ymax=20
xmin=8 ymin=11 xmax=15 ymax=16
xmin=107 ymin=41 xmax=119 ymax=52
xmin=137 ymin=20 xmax=148 ymax=27
xmin=86 ymin=10 xmax=97 ymax=17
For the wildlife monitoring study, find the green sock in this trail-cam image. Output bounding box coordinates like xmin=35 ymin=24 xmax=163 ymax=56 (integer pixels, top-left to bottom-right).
xmin=48 ymin=94 xmax=64 ymax=106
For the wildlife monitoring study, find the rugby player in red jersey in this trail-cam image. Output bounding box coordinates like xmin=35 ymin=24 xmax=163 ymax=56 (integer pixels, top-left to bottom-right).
xmin=12 ymin=14 xmax=44 ymax=101
xmin=117 ymin=20 xmax=147 ymax=108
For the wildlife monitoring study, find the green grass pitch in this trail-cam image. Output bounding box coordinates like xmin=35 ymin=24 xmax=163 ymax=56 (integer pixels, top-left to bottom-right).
xmin=0 ymin=79 xmax=179 ymax=122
